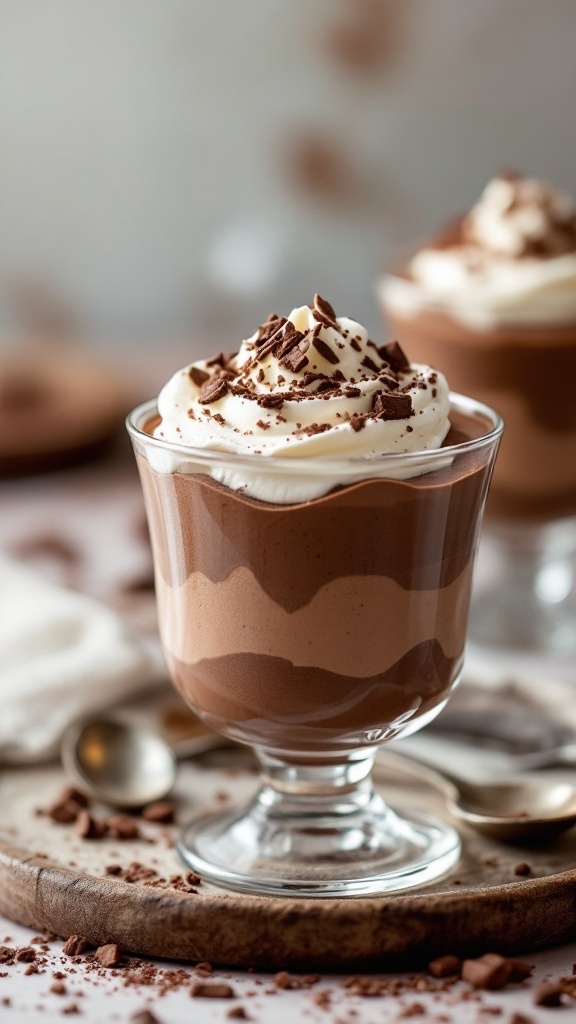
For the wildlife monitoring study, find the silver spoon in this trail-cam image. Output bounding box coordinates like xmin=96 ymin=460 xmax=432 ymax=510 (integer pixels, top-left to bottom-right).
xmin=377 ymin=750 xmax=576 ymax=843
xmin=62 ymin=718 xmax=576 ymax=842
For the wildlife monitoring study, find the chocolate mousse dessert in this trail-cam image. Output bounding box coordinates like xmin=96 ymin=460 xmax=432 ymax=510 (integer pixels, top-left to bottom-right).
xmin=380 ymin=174 xmax=576 ymax=522
xmin=132 ymin=296 xmax=500 ymax=757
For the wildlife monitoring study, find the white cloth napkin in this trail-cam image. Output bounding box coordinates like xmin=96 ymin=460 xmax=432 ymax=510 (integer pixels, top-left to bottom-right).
xmin=0 ymin=556 xmax=162 ymax=763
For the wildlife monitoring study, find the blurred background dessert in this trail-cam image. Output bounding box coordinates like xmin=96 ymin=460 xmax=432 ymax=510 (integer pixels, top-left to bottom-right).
xmin=380 ymin=174 xmax=576 ymax=654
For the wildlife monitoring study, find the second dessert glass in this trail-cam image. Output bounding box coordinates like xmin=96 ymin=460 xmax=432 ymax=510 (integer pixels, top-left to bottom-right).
xmin=128 ymin=395 xmax=502 ymax=897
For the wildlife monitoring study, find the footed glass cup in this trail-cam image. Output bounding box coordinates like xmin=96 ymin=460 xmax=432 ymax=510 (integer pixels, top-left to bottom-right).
xmin=380 ymin=274 xmax=576 ymax=655
xmin=128 ymin=395 xmax=502 ymax=897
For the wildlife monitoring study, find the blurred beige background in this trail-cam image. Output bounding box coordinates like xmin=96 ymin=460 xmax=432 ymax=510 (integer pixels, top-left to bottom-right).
xmin=0 ymin=0 xmax=574 ymax=352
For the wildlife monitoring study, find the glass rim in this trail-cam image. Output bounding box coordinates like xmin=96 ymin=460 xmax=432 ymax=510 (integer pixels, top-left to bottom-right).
xmin=126 ymin=393 xmax=503 ymax=473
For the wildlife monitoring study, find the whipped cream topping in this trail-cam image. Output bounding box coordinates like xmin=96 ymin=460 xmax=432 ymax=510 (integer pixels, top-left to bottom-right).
xmin=383 ymin=176 xmax=576 ymax=327
xmin=151 ymin=296 xmax=451 ymax=503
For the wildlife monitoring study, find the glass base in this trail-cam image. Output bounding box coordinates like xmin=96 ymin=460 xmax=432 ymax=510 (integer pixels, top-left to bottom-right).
xmin=177 ymin=753 xmax=460 ymax=897
xmin=470 ymin=517 xmax=576 ymax=655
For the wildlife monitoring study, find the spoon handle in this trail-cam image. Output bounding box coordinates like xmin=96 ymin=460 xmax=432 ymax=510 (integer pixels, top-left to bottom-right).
xmin=507 ymin=742 xmax=576 ymax=771
xmin=374 ymin=749 xmax=459 ymax=801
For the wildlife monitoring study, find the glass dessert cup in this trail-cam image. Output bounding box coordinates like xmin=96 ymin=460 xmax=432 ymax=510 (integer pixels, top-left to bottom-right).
xmin=380 ymin=274 xmax=576 ymax=656
xmin=128 ymin=395 xmax=502 ymax=897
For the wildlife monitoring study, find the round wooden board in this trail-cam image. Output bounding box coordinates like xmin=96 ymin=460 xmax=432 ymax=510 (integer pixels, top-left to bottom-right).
xmin=1 ymin=754 xmax=576 ymax=970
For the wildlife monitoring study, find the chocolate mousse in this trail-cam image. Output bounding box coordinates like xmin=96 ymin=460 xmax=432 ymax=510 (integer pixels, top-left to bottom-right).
xmin=380 ymin=175 xmax=576 ymax=522
xmin=132 ymin=297 xmax=499 ymax=756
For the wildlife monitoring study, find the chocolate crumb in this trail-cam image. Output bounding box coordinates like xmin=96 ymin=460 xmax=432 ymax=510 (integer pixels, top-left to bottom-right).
xmin=533 ymin=980 xmax=564 ymax=1006
xmin=462 ymin=954 xmax=512 ymax=990
xmin=142 ymin=801 xmax=175 ymax=824
xmin=428 ymin=955 xmax=462 ymax=978
xmin=104 ymin=864 xmax=123 ymax=876
xmin=227 ymin=1008 xmax=250 ymax=1020
xmin=510 ymin=1015 xmax=534 ymax=1024
xmin=94 ymin=943 xmax=122 ymax=968
xmin=62 ymin=1003 xmax=80 ymax=1015
xmin=191 ymin=982 xmax=235 ymax=998
xmin=50 ymin=981 xmax=67 ymax=995
xmin=0 ymin=947 xmax=15 ymax=964
xmin=106 ymin=814 xmax=140 ymax=840
xmin=63 ymin=936 xmax=91 ymax=958
xmin=514 ymin=862 xmax=531 ymax=876
xmin=257 ymin=393 xmax=284 ymax=409
xmin=398 ymin=1003 xmax=426 ymax=1018
xmin=131 ymin=1012 xmax=161 ymax=1024
xmin=15 ymin=947 xmax=36 ymax=963
xmin=75 ymin=810 xmax=107 ymax=840
xmin=349 ymin=413 xmax=366 ymax=432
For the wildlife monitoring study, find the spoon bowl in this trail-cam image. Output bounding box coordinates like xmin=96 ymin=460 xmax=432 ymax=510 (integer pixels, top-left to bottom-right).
xmin=62 ymin=718 xmax=177 ymax=808
xmin=378 ymin=751 xmax=576 ymax=843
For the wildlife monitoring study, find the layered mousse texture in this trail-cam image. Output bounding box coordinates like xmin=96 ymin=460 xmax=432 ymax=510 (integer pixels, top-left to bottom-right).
xmin=136 ymin=296 xmax=497 ymax=755
xmin=381 ymin=175 xmax=576 ymax=521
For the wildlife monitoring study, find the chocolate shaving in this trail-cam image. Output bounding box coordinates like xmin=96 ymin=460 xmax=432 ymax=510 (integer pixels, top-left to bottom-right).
xmin=279 ymin=343 xmax=309 ymax=373
xmin=312 ymin=336 xmax=340 ymax=365
xmin=312 ymin=308 xmax=339 ymax=330
xmin=296 ymin=422 xmax=332 ymax=437
xmin=189 ymin=366 xmax=209 ymax=387
xmin=199 ymin=376 xmax=229 ymax=404
xmin=372 ymin=392 xmax=413 ymax=420
xmin=343 ymin=385 xmax=361 ymax=397
xmin=313 ymin=293 xmax=337 ymax=321
xmin=192 ymin=982 xmax=236 ymax=999
xmin=379 ymin=374 xmax=399 ymax=391
xmin=276 ymin=323 xmax=305 ymax=358
xmin=206 ymin=351 xmax=233 ymax=368
xmin=361 ymin=355 xmax=380 ymax=374
xmin=257 ymin=393 xmax=284 ymax=409
xmin=63 ymin=936 xmax=91 ymax=958
xmin=378 ymin=340 xmax=410 ymax=372
xmin=350 ymin=337 xmax=362 ymax=352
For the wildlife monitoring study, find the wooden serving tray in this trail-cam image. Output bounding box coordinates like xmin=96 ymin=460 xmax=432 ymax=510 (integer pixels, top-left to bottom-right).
xmin=1 ymin=753 xmax=575 ymax=970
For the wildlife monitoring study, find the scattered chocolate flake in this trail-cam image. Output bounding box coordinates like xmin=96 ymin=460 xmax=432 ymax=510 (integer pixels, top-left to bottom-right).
xmin=379 ymin=374 xmax=400 ymax=391
xmin=533 ymin=980 xmax=564 ymax=1006
xmin=508 ymin=960 xmax=535 ymax=983
xmin=256 ymin=368 xmax=265 ymax=383
xmin=315 ymin=378 xmax=339 ymax=392
xmin=15 ymin=947 xmax=36 ymax=963
xmin=312 ymin=335 xmax=340 ymax=364
xmin=280 ymin=345 xmax=309 ymax=373
xmin=398 ymin=1003 xmax=426 ymax=1018
xmin=95 ymin=943 xmax=122 ymax=968
xmin=124 ymin=862 xmax=159 ymax=884
xmin=428 ymin=955 xmax=462 ymax=978
xmin=106 ymin=814 xmax=140 ymax=840
xmin=63 ymin=936 xmax=91 ymax=958
xmin=75 ymin=811 xmax=107 ymax=840
xmin=514 ymin=862 xmax=531 ymax=876
xmin=199 ymin=376 xmax=229 ymax=404
xmin=62 ymin=1003 xmax=80 ymax=1015
xmin=131 ymin=1011 xmax=161 ymax=1024
xmin=462 ymin=954 xmax=512 ymax=990
xmin=191 ymin=982 xmax=235 ymax=998
xmin=46 ymin=787 xmax=88 ymax=824
xmin=361 ymin=355 xmax=380 ymax=374
xmin=50 ymin=981 xmax=67 ymax=995
xmin=104 ymin=864 xmax=123 ymax=876
xmin=313 ymin=293 xmax=337 ymax=321
xmin=256 ymin=419 xmax=271 ymax=430
xmin=378 ymin=340 xmax=410 ymax=372
xmin=142 ymin=801 xmax=175 ymax=824
xmin=510 ymin=1015 xmax=534 ymax=1024
xmin=343 ymin=385 xmax=361 ymax=397
xmin=373 ymin=392 xmax=413 ymax=420
xmin=0 ymin=947 xmax=15 ymax=964
xmin=255 ymin=314 xmax=283 ymax=343
xmin=350 ymin=337 xmax=361 ymax=352
xmin=189 ymin=366 xmax=209 ymax=387
xmin=296 ymin=422 xmax=331 ymax=437
xmin=227 ymin=1008 xmax=250 ymax=1020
